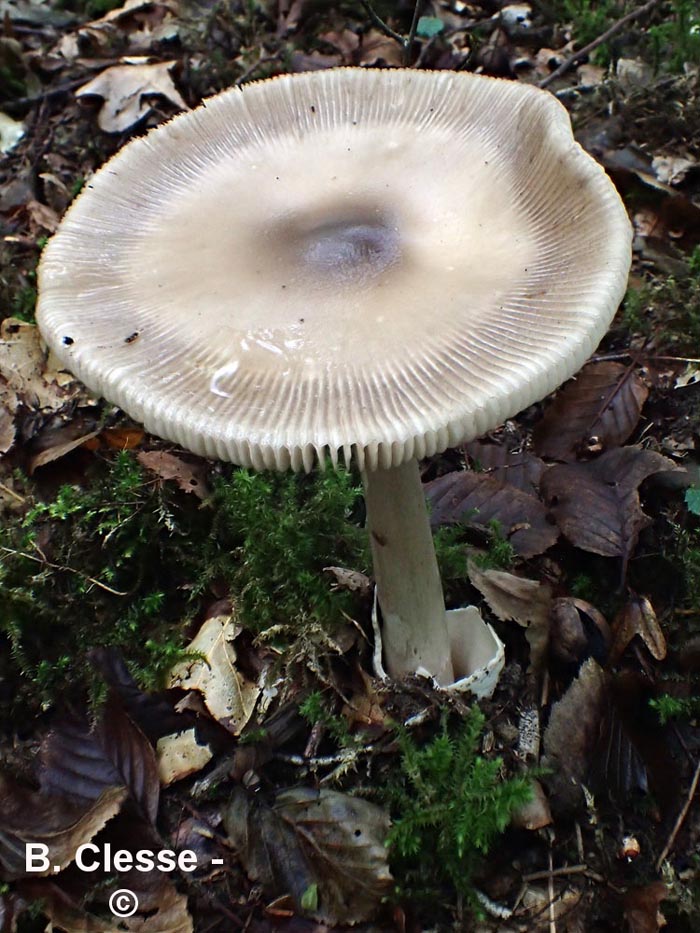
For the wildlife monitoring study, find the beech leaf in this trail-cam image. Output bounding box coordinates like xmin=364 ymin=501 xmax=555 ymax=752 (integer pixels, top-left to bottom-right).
xmin=223 ymin=786 xmax=392 ymax=924
xmin=610 ymin=594 xmax=666 ymax=663
xmin=425 ymin=470 xmax=558 ymax=558
xmin=533 ymin=362 xmax=649 ymax=460
xmin=0 ymin=779 xmax=126 ymax=880
xmin=467 ymin=563 xmax=551 ymax=677
xmin=166 ymin=612 xmax=261 ymax=736
xmin=542 ymin=658 xmax=607 ymax=811
xmin=541 ymin=447 xmax=680 ymax=574
xmin=465 ymin=439 xmax=546 ymax=495
xmin=40 ymin=696 xmax=160 ymax=824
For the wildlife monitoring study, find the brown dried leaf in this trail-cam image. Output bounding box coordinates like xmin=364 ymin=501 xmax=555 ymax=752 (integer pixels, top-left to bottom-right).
xmin=0 ymin=779 xmax=126 ymax=880
xmin=166 ymin=613 xmax=261 ymax=736
xmin=224 ymin=786 xmax=392 ymax=925
xmin=534 ymin=362 xmax=648 ymax=460
xmin=510 ymin=780 xmax=552 ymax=831
xmin=76 ymin=61 xmax=187 ymax=133
xmin=425 ymin=470 xmax=559 ymax=558
xmin=24 ymin=873 xmax=193 ymax=933
xmin=465 ymin=439 xmax=546 ymax=495
xmin=623 ymin=882 xmax=668 ymax=933
xmin=0 ymin=319 xmax=77 ymax=415
xmin=28 ymin=427 xmax=100 ymax=473
xmin=467 ymin=563 xmax=551 ymax=677
xmin=543 ymin=658 xmax=607 ymax=811
xmin=137 ymin=450 xmax=209 ymax=499
xmin=359 ymin=29 xmax=404 ymax=66
xmin=156 ymin=729 xmax=213 ymax=786
xmin=610 ymin=594 xmax=666 ymax=663
xmin=40 ymin=696 xmax=160 ymax=824
xmin=550 ymin=598 xmax=611 ymax=665
xmin=540 ymin=447 xmax=680 ymax=573
xmin=102 ymin=426 xmax=145 ymax=450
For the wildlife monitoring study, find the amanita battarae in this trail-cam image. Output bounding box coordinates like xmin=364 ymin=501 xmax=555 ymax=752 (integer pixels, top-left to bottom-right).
xmin=37 ymin=69 xmax=632 ymax=688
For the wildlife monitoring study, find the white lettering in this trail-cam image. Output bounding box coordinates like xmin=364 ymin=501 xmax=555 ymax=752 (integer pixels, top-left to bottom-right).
xmin=75 ymin=843 xmax=100 ymax=872
xmin=25 ymin=843 xmax=50 ymax=872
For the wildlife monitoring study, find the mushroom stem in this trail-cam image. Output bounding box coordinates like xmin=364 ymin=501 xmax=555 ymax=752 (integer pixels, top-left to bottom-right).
xmin=363 ymin=459 xmax=455 ymax=685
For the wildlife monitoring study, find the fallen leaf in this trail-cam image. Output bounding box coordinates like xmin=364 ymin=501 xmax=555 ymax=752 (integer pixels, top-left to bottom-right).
xmin=28 ymin=426 xmax=100 ymax=473
xmin=610 ymin=594 xmax=666 ymax=663
xmin=76 ymin=61 xmax=187 ymax=133
xmin=541 ymin=447 xmax=680 ymax=575
xmin=223 ymin=785 xmax=392 ymax=924
xmin=101 ymin=426 xmax=145 ymax=450
xmin=0 ymin=318 xmax=78 ymax=415
xmin=156 ymin=729 xmax=213 ymax=786
xmin=542 ymin=658 xmax=607 ymax=812
xmin=550 ymin=597 xmax=611 ymax=665
xmin=0 ymin=111 xmax=24 ymax=153
xmin=533 ymin=362 xmax=649 ymax=460
xmin=137 ymin=449 xmax=209 ymax=499
xmin=0 ymin=779 xmax=126 ymax=880
xmin=359 ymin=29 xmax=404 ymax=67
xmin=40 ymin=696 xmax=160 ymax=824
xmin=510 ymin=780 xmax=552 ymax=830
xmin=623 ymin=882 xmax=667 ymax=933
xmin=465 ymin=439 xmax=546 ymax=495
xmin=467 ymin=563 xmax=551 ymax=677
xmin=166 ymin=612 xmax=261 ymax=736
xmin=425 ymin=470 xmax=559 ymax=558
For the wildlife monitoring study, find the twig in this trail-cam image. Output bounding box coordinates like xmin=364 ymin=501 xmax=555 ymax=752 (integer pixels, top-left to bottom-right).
xmin=548 ymin=848 xmax=556 ymax=933
xmin=539 ymin=0 xmax=663 ymax=89
xmin=404 ymin=0 xmax=424 ymax=65
xmin=522 ymin=864 xmax=588 ymax=883
xmin=655 ymin=755 xmax=700 ymax=871
xmin=360 ymin=1 xmax=405 ymax=45
xmin=234 ymin=52 xmax=282 ymax=86
xmin=0 ymin=481 xmax=25 ymax=504
xmin=360 ymin=0 xmax=425 ymax=64
xmin=0 ymin=545 xmax=128 ymax=596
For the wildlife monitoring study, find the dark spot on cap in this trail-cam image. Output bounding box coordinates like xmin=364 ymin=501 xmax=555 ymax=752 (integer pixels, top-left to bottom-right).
xmin=125 ymin=331 xmax=140 ymax=344
xmin=62 ymin=336 xmax=74 ymax=346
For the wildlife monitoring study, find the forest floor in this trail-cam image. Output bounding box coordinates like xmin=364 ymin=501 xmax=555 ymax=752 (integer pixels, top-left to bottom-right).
xmin=1 ymin=1 xmax=700 ymax=931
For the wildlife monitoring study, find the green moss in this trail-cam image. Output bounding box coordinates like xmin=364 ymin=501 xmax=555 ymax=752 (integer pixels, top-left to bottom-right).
xmin=198 ymin=465 xmax=368 ymax=635
xmin=382 ymin=709 xmax=532 ymax=912
xmin=0 ymin=454 xmax=368 ymax=721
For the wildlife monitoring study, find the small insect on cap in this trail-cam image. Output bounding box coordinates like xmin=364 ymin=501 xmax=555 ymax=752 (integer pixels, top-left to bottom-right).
xmin=37 ymin=69 xmax=632 ymax=472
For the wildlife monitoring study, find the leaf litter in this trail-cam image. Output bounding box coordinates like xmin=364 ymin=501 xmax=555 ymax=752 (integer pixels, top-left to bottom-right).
xmin=2 ymin=0 xmax=700 ymax=929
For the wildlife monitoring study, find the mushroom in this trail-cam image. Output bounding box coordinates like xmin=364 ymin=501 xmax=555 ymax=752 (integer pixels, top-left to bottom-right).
xmin=37 ymin=69 xmax=632 ymax=688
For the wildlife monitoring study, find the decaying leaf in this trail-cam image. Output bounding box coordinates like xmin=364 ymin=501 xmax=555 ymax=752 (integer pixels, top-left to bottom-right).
xmin=465 ymin=439 xmax=546 ymax=495
xmin=467 ymin=563 xmax=551 ymax=678
xmin=425 ymin=470 xmax=559 ymax=558
xmin=167 ymin=612 xmax=261 ymax=736
xmin=76 ymin=61 xmax=187 ymax=133
xmin=610 ymin=594 xmax=666 ymax=663
xmin=40 ymin=697 xmax=160 ymax=824
xmin=542 ymin=658 xmax=607 ymax=812
xmin=0 ymin=111 xmax=24 ymax=153
xmin=223 ymin=786 xmax=392 ymax=924
xmin=550 ymin=597 xmax=611 ymax=665
xmin=0 ymin=319 xmax=79 ymax=453
xmin=156 ymin=728 xmax=213 ymax=786
xmin=0 ymin=778 xmax=126 ymax=880
xmin=22 ymin=873 xmax=193 ymax=933
xmin=541 ymin=447 xmax=680 ymax=574
xmin=137 ymin=449 xmax=209 ymax=499
xmin=533 ymin=362 xmax=649 ymax=460
xmin=510 ymin=779 xmax=552 ymax=831
xmin=623 ymin=882 xmax=667 ymax=933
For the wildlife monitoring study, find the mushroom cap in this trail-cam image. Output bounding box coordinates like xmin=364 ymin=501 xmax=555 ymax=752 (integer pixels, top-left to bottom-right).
xmin=38 ymin=68 xmax=631 ymax=472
